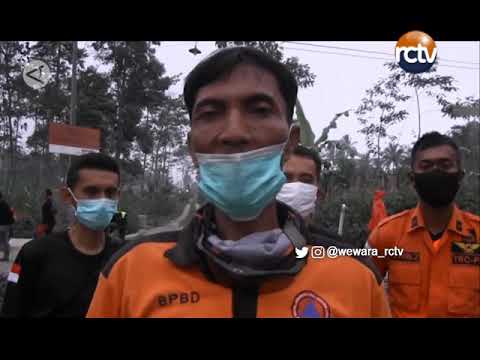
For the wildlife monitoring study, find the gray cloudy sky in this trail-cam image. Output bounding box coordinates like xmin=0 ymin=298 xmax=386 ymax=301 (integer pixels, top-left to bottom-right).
xmin=21 ymin=41 xmax=480 ymax=155
xmin=155 ymin=41 xmax=479 ymax=153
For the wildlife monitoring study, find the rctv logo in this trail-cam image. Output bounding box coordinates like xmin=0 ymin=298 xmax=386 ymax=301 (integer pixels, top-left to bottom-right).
xmin=395 ymin=31 xmax=438 ymax=73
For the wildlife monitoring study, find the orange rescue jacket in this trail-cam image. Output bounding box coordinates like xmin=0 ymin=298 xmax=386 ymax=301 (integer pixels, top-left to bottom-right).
xmin=88 ymin=203 xmax=391 ymax=318
xmin=368 ymin=204 xmax=480 ymax=318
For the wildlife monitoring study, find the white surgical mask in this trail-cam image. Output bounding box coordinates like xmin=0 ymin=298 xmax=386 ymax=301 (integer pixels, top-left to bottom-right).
xmin=276 ymin=182 xmax=318 ymax=218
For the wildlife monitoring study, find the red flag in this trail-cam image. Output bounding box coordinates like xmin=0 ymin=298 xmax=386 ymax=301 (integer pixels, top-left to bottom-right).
xmin=8 ymin=262 xmax=21 ymax=284
xmin=368 ymin=190 xmax=388 ymax=232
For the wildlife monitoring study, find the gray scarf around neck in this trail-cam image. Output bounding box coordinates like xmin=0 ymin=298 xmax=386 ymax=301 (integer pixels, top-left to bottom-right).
xmin=205 ymin=228 xmax=293 ymax=269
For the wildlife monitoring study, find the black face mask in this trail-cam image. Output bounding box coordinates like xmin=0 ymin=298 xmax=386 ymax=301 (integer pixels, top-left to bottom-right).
xmin=412 ymin=170 xmax=462 ymax=208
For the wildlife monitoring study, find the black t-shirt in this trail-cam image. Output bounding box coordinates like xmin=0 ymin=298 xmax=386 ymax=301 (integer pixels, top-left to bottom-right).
xmin=1 ymin=231 xmax=121 ymax=318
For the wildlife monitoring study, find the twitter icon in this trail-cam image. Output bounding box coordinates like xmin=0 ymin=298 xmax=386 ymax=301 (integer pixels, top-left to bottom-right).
xmin=295 ymin=246 xmax=309 ymax=259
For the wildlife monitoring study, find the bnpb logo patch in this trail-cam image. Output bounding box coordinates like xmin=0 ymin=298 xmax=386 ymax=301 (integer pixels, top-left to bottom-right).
xmin=395 ymin=31 xmax=437 ymax=73
xmin=292 ymin=290 xmax=332 ymax=318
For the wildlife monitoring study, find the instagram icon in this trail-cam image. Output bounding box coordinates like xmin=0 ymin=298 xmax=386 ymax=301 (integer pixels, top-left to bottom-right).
xmin=311 ymin=246 xmax=326 ymax=259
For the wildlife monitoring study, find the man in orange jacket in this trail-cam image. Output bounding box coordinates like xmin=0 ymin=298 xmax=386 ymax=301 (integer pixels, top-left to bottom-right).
xmin=367 ymin=132 xmax=479 ymax=317
xmin=87 ymin=47 xmax=390 ymax=318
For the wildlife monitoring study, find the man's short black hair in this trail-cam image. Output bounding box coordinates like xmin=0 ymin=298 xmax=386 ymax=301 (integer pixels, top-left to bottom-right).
xmin=284 ymin=144 xmax=322 ymax=181
xmin=46 ymin=189 xmax=52 ymax=197
xmin=411 ymin=131 xmax=461 ymax=168
xmin=67 ymin=152 xmax=120 ymax=190
xmin=183 ymin=46 xmax=298 ymax=125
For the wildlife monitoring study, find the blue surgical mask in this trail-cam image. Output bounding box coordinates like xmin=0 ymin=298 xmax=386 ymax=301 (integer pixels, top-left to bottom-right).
xmin=68 ymin=188 xmax=118 ymax=231
xmin=195 ymin=142 xmax=287 ymax=222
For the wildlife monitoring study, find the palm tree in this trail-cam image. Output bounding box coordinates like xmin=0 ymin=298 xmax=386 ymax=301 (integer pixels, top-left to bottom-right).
xmin=338 ymin=135 xmax=358 ymax=159
xmin=353 ymin=152 xmax=372 ymax=190
xmin=382 ymin=142 xmax=405 ymax=191
xmin=449 ymin=121 xmax=480 ymax=179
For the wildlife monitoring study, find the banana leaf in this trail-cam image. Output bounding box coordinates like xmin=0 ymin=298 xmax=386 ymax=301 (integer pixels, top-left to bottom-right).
xmin=295 ymin=98 xmax=315 ymax=147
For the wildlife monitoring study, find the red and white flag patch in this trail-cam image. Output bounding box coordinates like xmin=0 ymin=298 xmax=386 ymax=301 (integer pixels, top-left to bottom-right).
xmin=8 ymin=263 xmax=21 ymax=284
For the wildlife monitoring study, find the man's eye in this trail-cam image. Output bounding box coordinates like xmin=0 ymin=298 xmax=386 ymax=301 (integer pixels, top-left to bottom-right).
xmin=203 ymin=110 xmax=217 ymax=116
xmin=197 ymin=110 xmax=219 ymax=120
xmin=109 ymin=190 xmax=119 ymax=198
xmin=253 ymin=107 xmax=272 ymax=116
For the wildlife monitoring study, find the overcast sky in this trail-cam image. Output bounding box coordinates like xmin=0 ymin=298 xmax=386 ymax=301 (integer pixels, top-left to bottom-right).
xmin=20 ymin=41 xmax=480 ymax=156
xmin=155 ymin=41 xmax=479 ymax=154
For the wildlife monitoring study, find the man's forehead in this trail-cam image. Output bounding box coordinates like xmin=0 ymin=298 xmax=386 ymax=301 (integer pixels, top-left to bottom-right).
xmin=77 ymin=168 xmax=119 ymax=187
xmin=194 ymin=64 xmax=284 ymax=105
xmin=284 ymin=155 xmax=317 ymax=173
xmin=416 ymin=144 xmax=457 ymax=161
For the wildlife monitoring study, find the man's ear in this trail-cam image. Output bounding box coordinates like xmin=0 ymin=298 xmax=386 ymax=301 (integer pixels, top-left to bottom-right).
xmin=317 ymin=184 xmax=325 ymax=201
xmin=187 ymin=132 xmax=199 ymax=168
xmin=408 ymin=170 xmax=416 ymax=188
xmin=284 ymin=125 xmax=300 ymax=158
xmin=61 ymin=187 xmax=75 ymax=206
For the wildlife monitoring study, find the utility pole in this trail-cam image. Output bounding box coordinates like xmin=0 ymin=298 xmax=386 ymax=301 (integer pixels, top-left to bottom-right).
xmin=70 ymin=41 xmax=78 ymax=126
xmin=415 ymin=86 xmax=421 ymax=139
xmin=65 ymin=41 xmax=78 ymax=182
xmin=61 ymin=41 xmax=79 ymax=231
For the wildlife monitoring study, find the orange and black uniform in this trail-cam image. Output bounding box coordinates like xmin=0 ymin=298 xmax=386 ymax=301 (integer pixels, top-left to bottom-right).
xmin=368 ymin=205 xmax=480 ymax=318
xmin=88 ymin=203 xmax=391 ymax=318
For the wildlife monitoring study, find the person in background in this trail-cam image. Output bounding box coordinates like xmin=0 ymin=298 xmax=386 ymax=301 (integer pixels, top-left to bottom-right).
xmin=367 ymin=132 xmax=480 ymax=318
xmin=277 ymin=145 xmax=324 ymax=223
xmin=0 ymin=192 xmax=14 ymax=262
xmin=42 ymin=189 xmax=57 ymax=235
xmin=277 ymin=144 xmax=342 ymax=245
xmin=1 ymin=153 xmax=122 ymax=317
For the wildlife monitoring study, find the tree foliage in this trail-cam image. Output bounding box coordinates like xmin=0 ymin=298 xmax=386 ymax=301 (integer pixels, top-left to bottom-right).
xmin=215 ymin=41 xmax=316 ymax=88
xmin=1 ymin=42 xmax=477 ymax=244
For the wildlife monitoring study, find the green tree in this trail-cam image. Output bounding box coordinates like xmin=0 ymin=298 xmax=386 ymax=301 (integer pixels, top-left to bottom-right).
xmin=25 ymin=42 xmax=89 ymax=187
xmin=385 ymin=61 xmax=458 ymax=139
xmin=91 ymin=41 xmax=174 ymax=162
xmin=356 ymin=77 xmax=410 ymax=185
xmin=76 ymin=66 xmax=116 ymax=152
xmin=215 ymin=41 xmax=315 ymax=88
xmin=27 ymin=42 xmax=88 ymax=144
xmin=382 ymin=141 xmax=406 ymax=191
xmin=147 ymin=96 xmax=189 ymax=191
xmin=441 ymin=97 xmax=479 ymax=213
xmin=449 ymin=121 xmax=480 ymax=175
xmin=448 ymin=121 xmax=480 ymax=214
xmin=294 ymin=99 xmax=315 ymax=146
xmin=440 ymin=96 xmax=479 ymax=122
xmin=292 ymin=98 xmax=354 ymax=197
xmin=0 ymin=41 xmax=31 ymax=195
